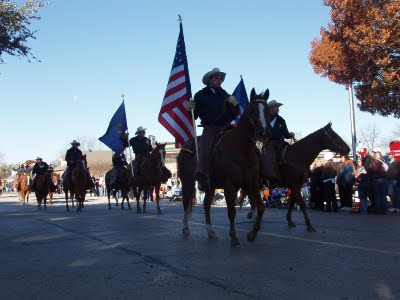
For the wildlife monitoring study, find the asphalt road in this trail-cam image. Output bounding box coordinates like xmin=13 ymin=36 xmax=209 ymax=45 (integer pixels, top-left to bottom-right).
xmin=0 ymin=192 xmax=399 ymax=300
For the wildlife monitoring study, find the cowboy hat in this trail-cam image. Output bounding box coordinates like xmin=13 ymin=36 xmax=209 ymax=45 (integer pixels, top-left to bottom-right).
xmin=267 ymin=100 xmax=283 ymax=108
xmin=35 ymin=157 xmax=42 ymax=160
xmin=324 ymin=152 xmax=334 ymax=161
xmin=135 ymin=126 xmax=147 ymax=135
xmin=202 ymin=68 xmax=226 ymax=85
xmin=70 ymin=140 xmax=80 ymax=146
xmin=372 ymin=147 xmax=382 ymax=153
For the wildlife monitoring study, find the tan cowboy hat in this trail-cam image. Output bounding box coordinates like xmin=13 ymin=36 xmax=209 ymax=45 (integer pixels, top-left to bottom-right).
xmin=202 ymin=68 xmax=226 ymax=85
xmin=70 ymin=140 xmax=80 ymax=146
xmin=267 ymin=100 xmax=283 ymax=108
xmin=135 ymin=126 xmax=147 ymax=135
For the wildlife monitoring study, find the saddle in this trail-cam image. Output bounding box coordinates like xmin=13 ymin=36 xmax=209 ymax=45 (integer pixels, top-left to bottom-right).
xmin=261 ymin=141 xmax=290 ymax=185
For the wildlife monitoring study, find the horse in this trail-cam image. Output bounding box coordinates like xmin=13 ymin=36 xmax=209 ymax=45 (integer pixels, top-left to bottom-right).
xmin=177 ymin=88 xmax=271 ymax=248
xmin=105 ymin=166 xmax=132 ymax=210
xmin=35 ymin=172 xmax=52 ymax=209
xmin=17 ymin=174 xmax=30 ymax=205
xmin=131 ymin=142 xmax=170 ymax=214
xmin=63 ymin=155 xmax=89 ymax=212
xmin=246 ymin=122 xmax=350 ymax=231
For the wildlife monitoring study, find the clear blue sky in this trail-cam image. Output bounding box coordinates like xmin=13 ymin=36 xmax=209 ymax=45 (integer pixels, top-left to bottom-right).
xmin=1 ymin=0 xmax=398 ymax=164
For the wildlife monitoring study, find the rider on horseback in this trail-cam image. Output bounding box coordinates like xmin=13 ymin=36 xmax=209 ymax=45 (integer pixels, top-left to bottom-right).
xmin=110 ymin=153 xmax=128 ymax=188
xmin=15 ymin=163 xmax=31 ymax=192
xmin=121 ymin=126 xmax=153 ymax=176
xmin=262 ymin=100 xmax=295 ymax=182
xmin=30 ymin=157 xmax=57 ymax=192
xmin=187 ymin=68 xmax=239 ymax=191
xmin=63 ymin=140 xmax=94 ymax=189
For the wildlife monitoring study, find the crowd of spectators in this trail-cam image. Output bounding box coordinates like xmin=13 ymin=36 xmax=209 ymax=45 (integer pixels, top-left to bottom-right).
xmin=309 ymin=148 xmax=400 ymax=215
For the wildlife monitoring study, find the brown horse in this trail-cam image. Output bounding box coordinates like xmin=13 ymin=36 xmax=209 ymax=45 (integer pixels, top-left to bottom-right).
xmin=105 ymin=166 xmax=132 ymax=210
xmin=35 ymin=172 xmax=51 ymax=209
xmin=63 ymin=155 xmax=89 ymax=212
xmin=177 ymin=88 xmax=271 ymax=248
xmin=131 ymin=142 xmax=170 ymax=214
xmin=17 ymin=174 xmax=31 ymax=205
xmin=247 ymin=122 xmax=350 ymax=231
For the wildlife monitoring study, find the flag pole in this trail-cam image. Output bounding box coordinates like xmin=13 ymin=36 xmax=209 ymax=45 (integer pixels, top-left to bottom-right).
xmin=189 ymin=97 xmax=199 ymax=161
xmin=121 ymin=94 xmax=135 ymax=182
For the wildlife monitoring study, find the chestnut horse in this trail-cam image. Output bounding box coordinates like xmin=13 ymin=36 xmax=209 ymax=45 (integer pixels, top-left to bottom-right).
xmin=17 ymin=174 xmax=30 ymax=205
xmin=105 ymin=167 xmax=132 ymax=210
xmin=63 ymin=155 xmax=88 ymax=212
xmin=247 ymin=122 xmax=350 ymax=231
xmin=131 ymin=142 xmax=170 ymax=214
xmin=35 ymin=172 xmax=51 ymax=209
xmin=177 ymin=88 xmax=271 ymax=248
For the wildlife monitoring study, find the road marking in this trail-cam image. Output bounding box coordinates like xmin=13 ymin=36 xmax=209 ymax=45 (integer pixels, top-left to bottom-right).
xmin=146 ymin=215 xmax=400 ymax=256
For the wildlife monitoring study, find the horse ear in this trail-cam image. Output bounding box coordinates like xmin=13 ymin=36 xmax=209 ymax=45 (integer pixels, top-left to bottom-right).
xmin=326 ymin=122 xmax=332 ymax=128
xmin=250 ymin=88 xmax=256 ymax=102
xmin=263 ymin=89 xmax=269 ymax=100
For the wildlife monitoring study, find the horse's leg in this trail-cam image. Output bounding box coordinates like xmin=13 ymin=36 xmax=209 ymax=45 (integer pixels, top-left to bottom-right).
xmin=64 ymin=190 xmax=70 ymax=212
xmin=44 ymin=195 xmax=47 ymax=210
xmin=204 ymin=190 xmax=217 ymax=239
xmin=107 ymin=187 xmax=111 ymax=210
xmin=136 ymin=187 xmax=142 ymax=213
xmin=225 ymin=190 xmax=240 ymax=248
xmin=37 ymin=193 xmax=41 ymax=209
xmin=155 ymin=184 xmax=161 ymax=214
xmin=247 ymin=188 xmax=265 ymax=243
xmin=181 ymin=178 xmax=194 ymax=236
xmin=126 ymin=188 xmax=131 ymax=209
xmin=26 ymin=191 xmax=29 ymax=204
xmin=142 ymin=186 xmax=148 ymax=214
xmin=286 ymin=197 xmax=296 ymax=228
xmin=294 ymin=188 xmax=315 ymax=232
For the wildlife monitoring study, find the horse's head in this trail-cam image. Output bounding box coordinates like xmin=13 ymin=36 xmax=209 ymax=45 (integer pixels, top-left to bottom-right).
xmin=320 ymin=122 xmax=350 ymax=156
xmin=152 ymin=142 xmax=167 ymax=167
xmin=241 ymin=88 xmax=271 ymax=141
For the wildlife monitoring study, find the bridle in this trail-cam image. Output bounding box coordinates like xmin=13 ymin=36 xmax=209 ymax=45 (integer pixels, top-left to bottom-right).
xmin=246 ymin=99 xmax=269 ymax=143
xmin=322 ymin=126 xmax=344 ymax=156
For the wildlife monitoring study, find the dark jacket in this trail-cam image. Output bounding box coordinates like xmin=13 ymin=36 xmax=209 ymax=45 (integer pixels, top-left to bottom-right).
xmin=32 ymin=162 xmax=49 ymax=176
xmin=193 ymin=86 xmax=239 ymax=126
xmin=270 ymin=115 xmax=291 ymax=141
xmin=122 ymin=135 xmax=153 ymax=155
xmin=112 ymin=154 xmax=127 ymax=167
xmin=338 ymin=160 xmax=356 ymax=185
xmin=65 ymin=147 xmax=83 ymax=166
xmin=321 ymin=160 xmax=337 ymax=180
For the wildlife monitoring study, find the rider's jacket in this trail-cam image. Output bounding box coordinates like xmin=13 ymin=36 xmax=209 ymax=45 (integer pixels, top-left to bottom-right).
xmin=32 ymin=162 xmax=49 ymax=176
xmin=65 ymin=147 xmax=83 ymax=166
xmin=17 ymin=166 xmax=30 ymax=175
xmin=193 ymin=86 xmax=238 ymax=127
xmin=122 ymin=135 xmax=153 ymax=155
xmin=270 ymin=115 xmax=291 ymax=141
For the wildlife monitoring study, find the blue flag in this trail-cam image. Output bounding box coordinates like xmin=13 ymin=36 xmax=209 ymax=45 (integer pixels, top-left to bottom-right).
xmin=99 ymin=102 xmax=128 ymax=154
xmin=232 ymin=78 xmax=249 ymax=125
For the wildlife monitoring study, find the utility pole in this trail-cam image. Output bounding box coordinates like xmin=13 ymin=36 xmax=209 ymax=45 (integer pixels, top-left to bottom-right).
xmin=348 ymin=84 xmax=357 ymax=163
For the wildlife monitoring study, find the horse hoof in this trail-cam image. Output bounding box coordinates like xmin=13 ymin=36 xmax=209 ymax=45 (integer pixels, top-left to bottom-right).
xmin=231 ymin=239 xmax=241 ymax=248
xmin=182 ymin=227 xmax=190 ymax=236
xmin=247 ymin=212 xmax=252 ymax=219
xmin=247 ymin=231 xmax=257 ymax=243
xmin=208 ymin=231 xmax=218 ymax=240
xmin=307 ymin=226 xmax=316 ymax=232
xmin=288 ymin=222 xmax=296 ymax=228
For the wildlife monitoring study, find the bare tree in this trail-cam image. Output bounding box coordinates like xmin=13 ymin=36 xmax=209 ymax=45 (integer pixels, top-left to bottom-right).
xmin=76 ymin=136 xmax=97 ymax=152
xmin=358 ymin=123 xmax=385 ymax=150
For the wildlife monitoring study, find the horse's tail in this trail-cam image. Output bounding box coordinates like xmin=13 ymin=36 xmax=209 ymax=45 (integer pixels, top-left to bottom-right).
xmin=177 ymin=150 xmax=196 ymax=215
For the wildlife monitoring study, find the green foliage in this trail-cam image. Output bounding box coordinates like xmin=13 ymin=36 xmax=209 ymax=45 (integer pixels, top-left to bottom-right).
xmin=0 ymin=0 xmax=48 ymax=63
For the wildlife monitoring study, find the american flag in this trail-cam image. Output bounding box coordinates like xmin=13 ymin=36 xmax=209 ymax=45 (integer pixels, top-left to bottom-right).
xmin=158 ymin=22 xmax=193 ymax=148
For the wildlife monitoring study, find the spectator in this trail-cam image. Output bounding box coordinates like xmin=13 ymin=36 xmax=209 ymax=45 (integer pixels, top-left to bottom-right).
xmin=321 ymin=152 xmax=338 ymax=212
xmin=337 ymin=155 xmax=356 ymax=211
xmin=386 ymin=151 xmax=400 ymax=212
xmin=356 ymin=157 xmax=369 ymax=214
xmin=368 ymin=148 xmax=389 ymax=214
xmin=309 ymin=162 xmax=324 ymax=210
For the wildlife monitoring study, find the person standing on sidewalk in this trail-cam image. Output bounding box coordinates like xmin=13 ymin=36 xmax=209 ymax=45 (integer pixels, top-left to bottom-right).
xmin=321 ymin=152 xmax=338 ymax=212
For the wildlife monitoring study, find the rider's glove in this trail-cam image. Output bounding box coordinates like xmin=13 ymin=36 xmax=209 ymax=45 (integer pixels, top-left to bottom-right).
xmin=227 ymin=95 xmax=238 ymax=106
xmin=187 ymin=101 xmax=196 ymax=110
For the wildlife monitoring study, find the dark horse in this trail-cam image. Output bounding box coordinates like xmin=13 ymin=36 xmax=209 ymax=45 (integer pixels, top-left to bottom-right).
xmin=247 ymin=122 xmax=350 ymax=231
xmin=131 ymin=142 xmax=170 ymax=214
xmin=177 ymin=88 xmax=271 ymax=248
xmin=35 ymin=171 xmax=52 ymax=209
xmin=105 ymin=166 xmax=132 ymax=210
xmin=63 ymin=155 xmax=89 ymax=212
